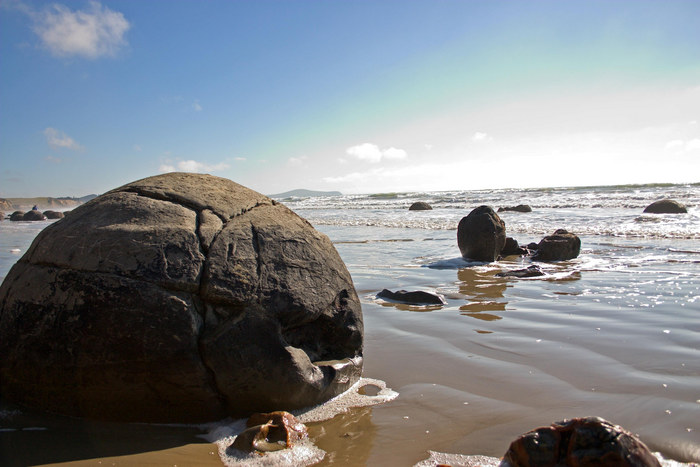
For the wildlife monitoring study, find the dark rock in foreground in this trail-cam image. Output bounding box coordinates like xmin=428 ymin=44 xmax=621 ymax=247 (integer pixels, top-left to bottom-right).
xmin=457 ymin=206 xmax=506 ymax=262
xmin=533 ymin=229 xmax=581 ymax=262
xmin=643 ymin=199 xmax=687 ymax=214
xmin=498 ymin=204 xmax=532 ymax=213
xmin=409 ymin=201 xmax=433 ymax=211
xmin=377 ymin=289 xmax=445 ymax=306
xmin=503 ymin=416 xmax=661 ymax=467
xmin=0 ymin=172 xmax=363 ymax=423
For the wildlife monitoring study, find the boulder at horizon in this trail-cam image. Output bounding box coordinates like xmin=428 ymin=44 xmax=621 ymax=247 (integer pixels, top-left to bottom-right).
xmin=0 ymin=172 xmax=363 ymax=423
xmin=409 ymin=201 xmax=432 ymax=211
xmin=643 ymin=199 xmax=687 ymax=214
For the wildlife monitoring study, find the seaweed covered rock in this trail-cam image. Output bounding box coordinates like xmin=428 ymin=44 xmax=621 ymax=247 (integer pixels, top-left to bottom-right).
xmin=503 ymin=417 xmax=661 ymax=467
xmin=533 ymin=229 xmax=581 ymax=262
xmin=457 ymin=206 xmax=506 ymax=262
xmin=0 ymin=173 xmax=363 ymax=423
xmin=643 ymin=199 xmax=687 ymax=214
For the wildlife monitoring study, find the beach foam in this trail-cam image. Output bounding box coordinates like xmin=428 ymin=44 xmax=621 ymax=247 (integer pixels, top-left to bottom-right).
xmin=203 ymin=377 xmax=398 ymax=466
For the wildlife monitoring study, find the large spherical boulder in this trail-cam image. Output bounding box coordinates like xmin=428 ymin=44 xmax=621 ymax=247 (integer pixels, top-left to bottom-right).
xmin=457 ymin=206 xmax=506 ymax=262
xmin=643 ymin=199 xmax=687 ymax=214
xmin=533 ymin=229 xmax=581 ymax=262
xmin=503 ymin=417 xmax=661 ymax=467
xmin=0 ymin=173 xmax=363 ymax=422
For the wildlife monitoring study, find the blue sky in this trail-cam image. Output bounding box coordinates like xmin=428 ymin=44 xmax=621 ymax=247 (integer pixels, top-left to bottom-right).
xmin=1 ymin=0 xmax=699 ymax=197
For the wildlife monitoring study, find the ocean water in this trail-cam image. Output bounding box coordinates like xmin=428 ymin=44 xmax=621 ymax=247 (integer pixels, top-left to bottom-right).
xmin=1 ymin=183 xmax=699 ymax=466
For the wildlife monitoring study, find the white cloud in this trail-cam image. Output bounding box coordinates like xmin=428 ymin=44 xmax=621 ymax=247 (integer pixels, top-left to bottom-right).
xmin=472 ymin=132 xmax=493 ymax=143
xmin=159 ymin=159 xmax=230 ymax=174
xmin=346 ymin=143 xmax=407 ymax=163
xmin=665 ymin=138 xmax=700 ymax=152
xmin=287 ymin=156 xmax=308 ymax=166
xmin=192 ymin=100 xmax=203 ymax=112
xmin=31 ymin=1 xmax=130 ymax=59
xmin=234 ymin=157 xmax=247 ymax=162
xmin=44 ymin=127 xmax=82 ymax=150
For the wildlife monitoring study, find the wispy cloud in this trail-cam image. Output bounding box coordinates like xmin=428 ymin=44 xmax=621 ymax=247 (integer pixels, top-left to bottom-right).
xmin=287 ymin=155 xmax=308 ymax=166
xmin=25 ymin=1 xmax=130 ymax=59
xmin=44 ymin=127 xmax=83 ymax=150
xmin=471 ymin=132 xmax=493 ymax=143
xmin=665 ymin=138 xmax=700 ymax=153
xmin=159 ymin=159 xmax=230 ymax=173
xmin=346 ymin=143 xmax=407 ymax=163
xmin=192 ymin=99 xmax=203 ymax=112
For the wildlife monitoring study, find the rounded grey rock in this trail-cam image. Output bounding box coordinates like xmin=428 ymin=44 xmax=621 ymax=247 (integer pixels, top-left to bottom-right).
xmin=0 ymin=173 xmax=363 ymax=422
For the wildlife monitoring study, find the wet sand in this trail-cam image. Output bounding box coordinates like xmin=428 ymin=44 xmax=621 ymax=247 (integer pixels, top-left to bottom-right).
xmin=2 ymin=223 xmax=699 ymax=466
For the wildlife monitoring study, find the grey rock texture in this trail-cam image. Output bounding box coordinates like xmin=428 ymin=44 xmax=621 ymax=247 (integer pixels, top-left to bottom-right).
xmin=0 ymin=173 xmax=362 ymax=422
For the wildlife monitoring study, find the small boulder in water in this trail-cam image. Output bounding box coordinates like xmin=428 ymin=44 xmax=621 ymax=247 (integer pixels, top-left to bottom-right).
xmin=498 ymin=204 xmax=532 ymax=213
xmin=409 ymin=201 xmax=433 ymax=211
xmin=496 ymin=265 xmax=545 ymax=278
xmin=643 ymin=199 xmax=687 ymax=214
xmin=533 ymin=229 xmax=581 ymax=262
xmin=9 ymin=211 xmax=25 ymax=221
xmin=503 ymin=416 xmax=661 ymax=467
xmin=457 ymin=206 xmax=506 ymax=262
xmin=377 ymin=289 xmax=445 ymax=306
xmin=500 ymin=237 xmax=528 ymax=257
xmin=22 ymin=210 xmax=46 ymax=221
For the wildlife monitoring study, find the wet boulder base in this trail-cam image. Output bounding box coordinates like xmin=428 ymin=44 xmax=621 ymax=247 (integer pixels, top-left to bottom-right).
xmin=0 ymin=172 xmax=363 ymax=422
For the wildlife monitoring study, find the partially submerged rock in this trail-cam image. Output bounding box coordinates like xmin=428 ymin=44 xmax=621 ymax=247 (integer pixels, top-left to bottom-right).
xmin=377 ymin=289 xmax=445 ymax=306
xmin=0 ymin=173 xmax=363 ymax=422
xmin=500 ymin=237 xmax=528 ymax=257
xmin=409 ymin=201 xmax=433 ymax=211
xmin=22 ymin=210 xmax=46 ymax=221
xmin=457 ymin=206 xmax=506 ymax=262
xmin=496 ymin=265 xmax=545 ymax=278
xmin=231 ymin=411 xmax=308 ymax=453
xmin=643 ymin=199 xmax=687 ymax=214
xmin=503 ymin=416 xmax=661 ymax=467
xmin=498 ymin=204 xmax=532 ymax=213
xmin=9 ymin=211 xmax=25 ymax=221
xmin=532 ymin=229 xmax=581 ymax=262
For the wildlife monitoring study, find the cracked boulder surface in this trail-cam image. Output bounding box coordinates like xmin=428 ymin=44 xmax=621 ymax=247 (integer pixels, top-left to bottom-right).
xmin=0 ymin=172 xmax=363 ymax=422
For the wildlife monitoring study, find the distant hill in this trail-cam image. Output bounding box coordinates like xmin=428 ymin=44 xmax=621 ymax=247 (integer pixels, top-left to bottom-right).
xmin=0 ymin=194 xmax=98 ymax=210
xmin=268 ymin=189 xmax=342 ymax=199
